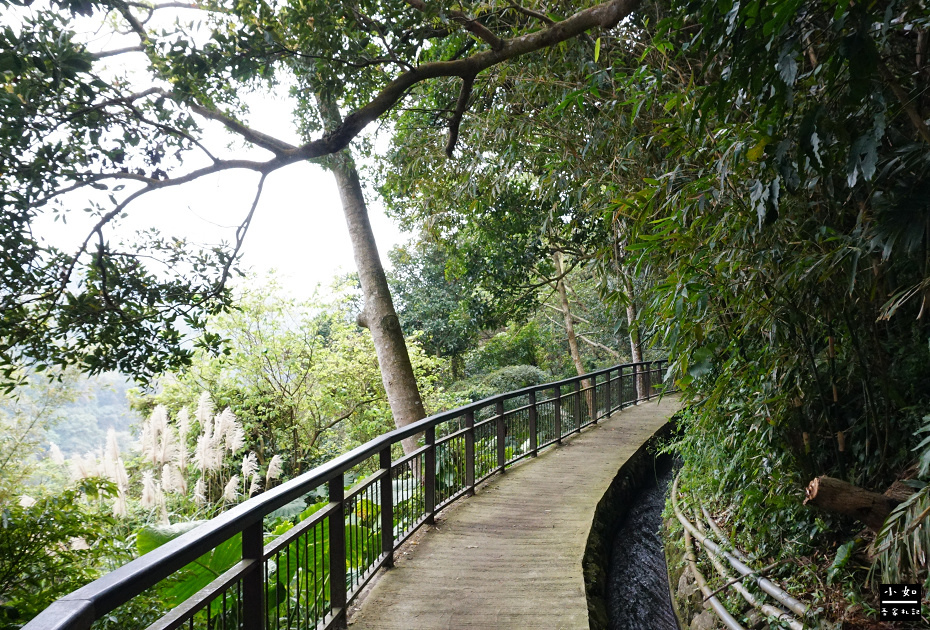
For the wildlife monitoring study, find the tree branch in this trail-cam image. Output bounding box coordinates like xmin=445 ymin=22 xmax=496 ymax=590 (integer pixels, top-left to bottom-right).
xmin=90 ymin=45 xmax=145 ymax=59
xmin=220 ymin=172 xmax=268 ymax=286
xmin=879 ymin=58 xmax=930 ymax=145
xmin=118 ymin=0 xmax=636 ymax=170
xmin=42 ymin=0 xmax=638 ymax=305
xmin=576 ymin=333 xmax=620 ymax=357
xmin=186 ymin=99 xmax=297 ymax=156
xmin=404 ymin=0 xmax=505 ymax=50
xmin=508 ymin=4 xmax=555 ymax=26
xmin=446 ymin=73 xmax=476 ymax=157
xmin=113 ymin=0 xmax=150 ymax=40
xmin=541 ymin=301 xmax=594 ymax=325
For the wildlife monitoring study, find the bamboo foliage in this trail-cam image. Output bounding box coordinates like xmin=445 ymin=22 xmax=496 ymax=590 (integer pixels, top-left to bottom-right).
xmin=872 ymin=414 xmax=930 ymax=587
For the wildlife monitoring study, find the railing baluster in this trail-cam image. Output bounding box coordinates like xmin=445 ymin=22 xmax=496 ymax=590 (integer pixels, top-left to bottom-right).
xmin=496 ymin=399 xmax=506 ymax=473
xmin=574 ymin=379 xmax=581 ymax=433
xmin=604 ymin=370 xmax=611 ymax=417
xmin=635 ymin=363 xmax=642 ymax=402
xmin=328 ymin=475 xmax=347 ymax=629
xmin=425 ymin=426 xmax=436 ymax=523
xmin=647 ymin=362 xmax=653 ymax=399
xmin=618 ymin=365 xmax=624 ymax=408
xmin=465 ymin=410 xmax=475 ymax=495
xmin=555 ymin=385 xmax=562 ymax=443
xmin=242 ymin=521 xmax=264 ymax=630
xmin=528 ymin=390 xmax=538 ymax=457
xmin=379 ymin=447 xmax=394 ymax=568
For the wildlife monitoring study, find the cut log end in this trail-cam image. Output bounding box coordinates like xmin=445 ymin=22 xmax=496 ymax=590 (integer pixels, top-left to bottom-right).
xmin=804 ymin=475 xmax=899 ymax=532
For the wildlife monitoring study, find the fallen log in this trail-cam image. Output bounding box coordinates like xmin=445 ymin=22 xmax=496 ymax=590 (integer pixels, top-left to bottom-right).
xmin=884 ymin=480 xmax=918 ymax=503
xmin=804 ymin=475 xmax=899 ymax=532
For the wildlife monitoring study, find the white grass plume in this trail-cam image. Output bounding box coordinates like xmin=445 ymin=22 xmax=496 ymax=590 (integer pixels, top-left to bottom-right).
xmin=49 ymin=443 xmax=65 ymax=466
xmin=196 ymin=393 xmax=214 ymax=436
xmin=141 ymin=471 xmax=157 ymax=509
xmin=265 ymin=455 xmax=284 ymax=488
xmin=162 ymin=463 xmax=187 ymax=494
xmin=241 ymin=452 xmax=258 ymax=481
xmin=193 ymin=478 xmax=206 ymax=506
xmin=222 ymin=475 xmax=239 ymax=502
xmin=248 ymin=473 xmax=262 ymax=497
xmin=113 ymin=489 xmax=128 ymax=517
xmin=175 ymin=408 xmax=191 ymax=469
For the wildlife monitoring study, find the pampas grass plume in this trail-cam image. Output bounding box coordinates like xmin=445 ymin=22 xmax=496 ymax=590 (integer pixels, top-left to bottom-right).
xmin=248 ymin=473 xmax=262 ymax=497
xmin=265 ymin=454 xmax=284 ymax=488
xmin=49 ymin=443 xmax=65 ymax=466
xmin=193 ymin=478 xmax=206 ymax=506
xmin=113 ymin=489 xmax=128 ymax=517
xmin=141 ymin=471 xmax=157 ymax=509
xmin=241 ymin=452 xmax=258 ymax=480
xmin=196 ymin=392 xmax=214 ymax=434
xmin=222 ymin=475 xmax=239 ymax=502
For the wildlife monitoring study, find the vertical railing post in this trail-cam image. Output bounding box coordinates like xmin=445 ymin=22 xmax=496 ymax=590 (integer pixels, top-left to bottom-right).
xmin=593 ymin=374 xmax=600 ymax=424
xmin=554 ymin=385 xmax=562 ymax=443
xmin=604 ymin=370 xmax=611 ymax=417
xmin=647 ymin=362 xmax=653 ymax=399
xmin=528 ymin=389 xmax=538 ymax=457
xmin=379 ymin=447 xmax=394 ymax=567
xmin=328 ymin=474 xmax=347 ymax=629
xmin=464 ymin=410 xmax=475 ymax=495
xmin=635 ymin=363 xmax=642 ymax=403
xmin=573 ymin=378 xmax=582 ymax=433
xmin=496 ymin=399 xmax=506 ymax=473
xmin=618 ymin=366 xmax=624 ymax=408
xmin=242 ymin=521 xmax=265 ymax=630
xmin=424 ymin=426 xmax=436 ymax=524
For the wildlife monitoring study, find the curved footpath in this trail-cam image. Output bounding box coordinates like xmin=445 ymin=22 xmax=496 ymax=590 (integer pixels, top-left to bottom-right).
xmin=347 ymin=395 xmax=682 ymax=630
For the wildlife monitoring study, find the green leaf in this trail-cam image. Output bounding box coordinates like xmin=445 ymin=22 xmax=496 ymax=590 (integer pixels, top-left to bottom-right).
xmin=826 ymin=540 xmax=855 ymax=584
xmin=268 ymin=498 xmax=306 ymax=521
xmin=136 ymin=521 xmax=205 ymax=556
xmin=593 ymin=37 xmax=601 ymax=63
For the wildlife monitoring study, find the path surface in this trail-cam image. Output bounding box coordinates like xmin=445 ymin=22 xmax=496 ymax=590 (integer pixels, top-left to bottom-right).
xmin=347 ymin=396 xmax=682 ymax=630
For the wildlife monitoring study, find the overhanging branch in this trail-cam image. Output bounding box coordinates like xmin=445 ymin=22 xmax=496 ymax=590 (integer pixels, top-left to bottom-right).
xmin=404 ymin=0 xmax=505 ymax=50
xmin=446 ymin=73 xmax=476 ymax=157
xmin=304 ymin=0 xmax=637 ymax=162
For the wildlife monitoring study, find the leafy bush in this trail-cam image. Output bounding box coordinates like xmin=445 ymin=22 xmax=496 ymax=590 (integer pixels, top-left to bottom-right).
xmin=452 ymin=365 xmax=550 ymax=402
xmin=463 ymin=323 xmax=544 ymax=377
xmin=0 ymin=480 xmax=119 ymax=628
xmin=872 ymin=414 xmax=930 ymax=591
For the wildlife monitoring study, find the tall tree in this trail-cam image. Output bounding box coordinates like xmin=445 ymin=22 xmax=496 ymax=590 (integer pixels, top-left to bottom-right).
xmin=315 ymin=95 xmax=425 ymax=452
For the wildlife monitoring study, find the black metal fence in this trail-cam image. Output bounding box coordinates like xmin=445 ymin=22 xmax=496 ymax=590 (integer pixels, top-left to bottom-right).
xmin=24 ymin=360 xmax=670 ymax=630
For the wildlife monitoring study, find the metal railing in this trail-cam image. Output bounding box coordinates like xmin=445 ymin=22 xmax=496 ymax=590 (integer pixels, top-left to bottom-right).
xmin=25 ymin=360 xmax=670 ymax=630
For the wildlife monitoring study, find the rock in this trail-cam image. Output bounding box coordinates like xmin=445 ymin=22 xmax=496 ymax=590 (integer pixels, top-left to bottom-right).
xmin=746 ymin=609 xmax=768 ymax=629
xmin=677 ymin=566 xmax=701 ymax=611
xmin=690 ymin=610 xmax=717 ymax=630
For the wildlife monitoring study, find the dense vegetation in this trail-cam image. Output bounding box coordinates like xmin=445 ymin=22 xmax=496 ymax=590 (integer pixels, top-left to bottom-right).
xmin=2 ymin=0 xmax=930 ymax=627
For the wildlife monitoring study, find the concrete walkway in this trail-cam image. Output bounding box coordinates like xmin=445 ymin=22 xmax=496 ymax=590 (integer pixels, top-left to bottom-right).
xmin=347 ymin=396 xmax=682 ymax=630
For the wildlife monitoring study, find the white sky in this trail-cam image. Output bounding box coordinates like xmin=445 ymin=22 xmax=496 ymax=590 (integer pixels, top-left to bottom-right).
xmin=32 ymin=8 xmax=410 ymax=302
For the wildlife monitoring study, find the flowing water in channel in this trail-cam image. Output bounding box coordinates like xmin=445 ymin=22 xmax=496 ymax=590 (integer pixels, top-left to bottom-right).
xmin=607 ymin=459 xmax=679 ymax=630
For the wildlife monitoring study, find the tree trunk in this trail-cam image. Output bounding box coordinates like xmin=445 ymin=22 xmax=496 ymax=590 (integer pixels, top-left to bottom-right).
xmin=804 ymin=475 xmax=899 ymax=532
xmin=622 ymin=273 xmax=646 ymax=399
xmin=553 ymin=252 xmax=585 ymax=376
xmin=317 ymin=95 xmax=424 ymax=455
xmin=552 ymin=252 xmax=594 ymax=418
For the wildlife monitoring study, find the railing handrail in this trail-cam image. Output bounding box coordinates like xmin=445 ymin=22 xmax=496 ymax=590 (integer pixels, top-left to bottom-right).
xmin=24 ymin=359 xmax=671 ymax=630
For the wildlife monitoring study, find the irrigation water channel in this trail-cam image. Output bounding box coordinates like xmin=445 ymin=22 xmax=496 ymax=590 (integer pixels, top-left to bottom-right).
xmin=607 ymin=457 xmax=679 ymax=630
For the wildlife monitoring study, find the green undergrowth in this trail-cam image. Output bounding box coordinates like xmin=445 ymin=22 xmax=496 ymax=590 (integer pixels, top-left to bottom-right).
xmin=664 ymin=405 xmax=930 ymax=628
